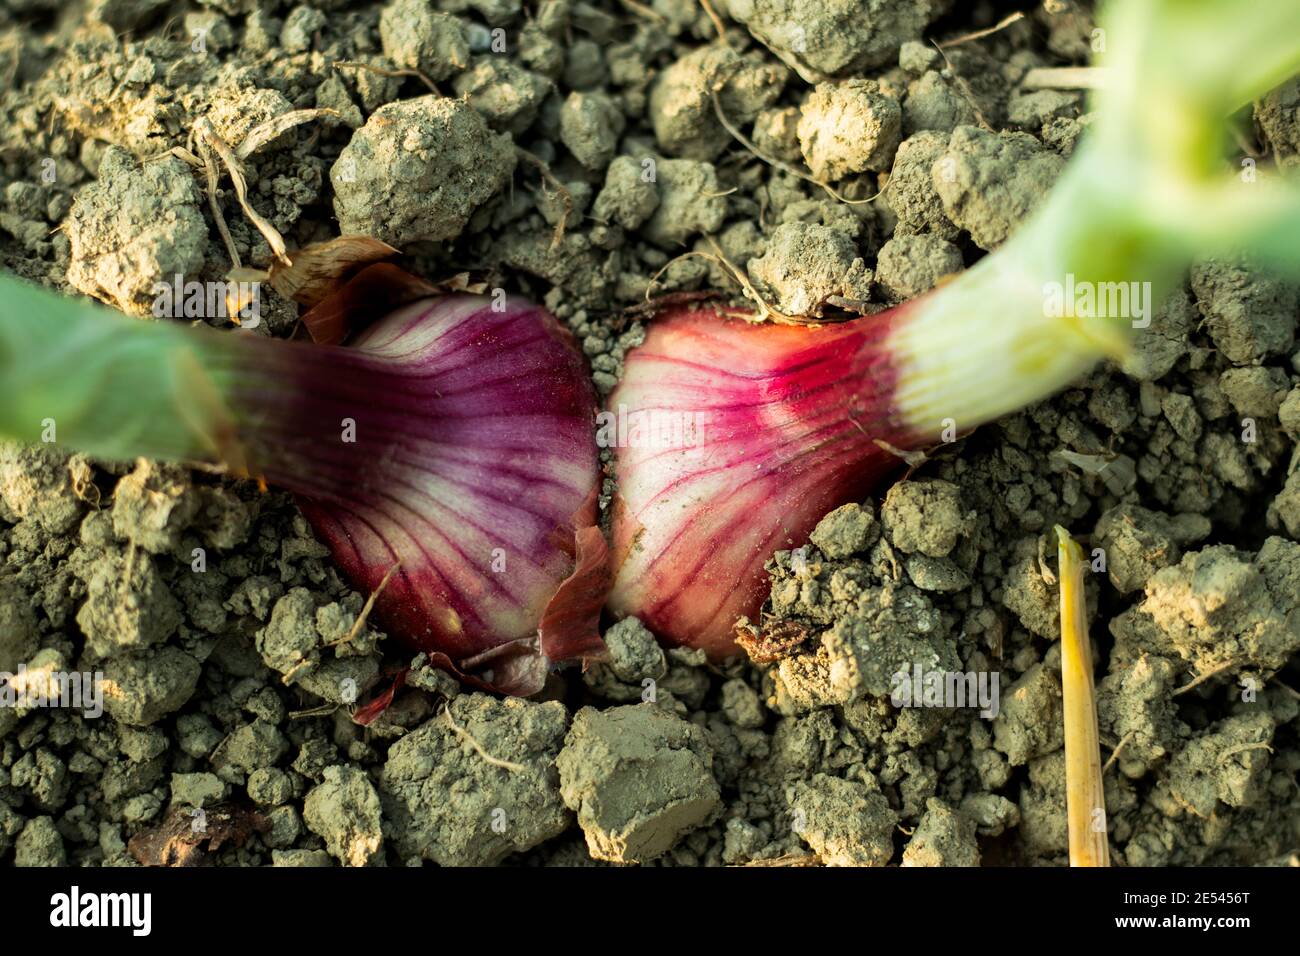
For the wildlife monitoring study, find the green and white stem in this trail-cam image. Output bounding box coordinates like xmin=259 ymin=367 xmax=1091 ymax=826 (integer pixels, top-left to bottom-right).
xmin=606 ymin=0 xmax=1300 ymax=657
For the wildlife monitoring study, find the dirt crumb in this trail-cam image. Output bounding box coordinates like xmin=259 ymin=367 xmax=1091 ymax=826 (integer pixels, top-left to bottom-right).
xmin=788 ymin=772 xmax=896 ymax=866
xmin=883 ymin=131 xmax=960 ymax=239
xmin=592 ymin=155 xmax=660 ymax=231
xmin=1165 ymin=712 xmax=1275 ymax=819
xmin=560 ymin=91 xmax=625 ymax=171
xmin=993 ymin=663 xmax=1063 ymax=766
xmin=1254 ymin=77 xmax=1300 ymax=169
xmin=452 ymin=57 xmax=553 ymax=135
xmin=1096 ymin=653 xmax=1182 ymax=773
xmin=303 ymin=765 xmax=384 ymax=867
xmin=881 ymin=479 xmax=972 ymax=558
xmin=14 ymin=815 xmax=67 ymax=867
xmin=1110 ymin=537 xmax=1300 ymax=681
xmin=1093 ymin=502 xmax=1210 ymax=595
xmin=66 ymin=147 xmax=208 ymax=316
xmin=1191 ymin=255 xmax=1299 ymax=365
xmin=111 ymin=460 xmax=199 ymax=555
xmin=649 ymin=44 xmax=785 ymax=161
xmin=873 ymin=234 xmax=963 ymax=302
xmin=797 ymin=79 xmax=901 ymax=180
xmin=380 ymin=694 xmax=570 ymax=866
xmin=330 ymin=95 xmax=516 ymax=246
xmin=557 ymin=704 xmax=721 ymax=864
xmin=99 ymin=646 xmax=202 ymax=726
xmin=729 ymin=0 xmax=944 ymax=83
xmin=902 ymin=797 xmax=980 ymax=866
xmin=808 ymin=501 xmax=879 ymax=558
xmin=746 ymin=221 xmax=872 ymax=316
xmin=641 ymin=157 xmax=727 ymax=249
xmin=380 ymin=2 xmax=470 ymax=80
xmin=933 ymin=126 xmax=1064 ymax=250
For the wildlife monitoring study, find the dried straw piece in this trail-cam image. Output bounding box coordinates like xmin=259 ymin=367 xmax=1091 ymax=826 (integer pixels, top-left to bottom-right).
xmin=1056 ymin=525 xmax=1109 ymax=867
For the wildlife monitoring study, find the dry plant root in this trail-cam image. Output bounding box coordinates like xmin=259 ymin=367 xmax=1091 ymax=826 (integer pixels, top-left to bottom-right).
xmin=515 ymin=146 xmax=573 ymax=250
xmin=710 ymin=91 xmax=878 ymax=207
xmin=334 ymin=59 xmax=441 ymax=96
xmin=152 ymin=109 xmax=341 ymax=276
xmin=442 ymin=704 xmax=526 ymax=772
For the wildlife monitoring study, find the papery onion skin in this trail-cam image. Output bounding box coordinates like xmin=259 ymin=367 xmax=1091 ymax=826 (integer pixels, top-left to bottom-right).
xmin=606 ymin=304 xmax=916 ymax=659
xmin=227 ymin=293 xmax=607 ymax=693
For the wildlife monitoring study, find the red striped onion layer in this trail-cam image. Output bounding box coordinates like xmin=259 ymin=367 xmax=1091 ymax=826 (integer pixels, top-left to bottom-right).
xmin=607 ymin=304 xmax=913 ymax=658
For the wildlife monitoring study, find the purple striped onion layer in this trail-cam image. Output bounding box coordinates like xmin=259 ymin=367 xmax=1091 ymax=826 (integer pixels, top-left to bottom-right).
xmin=227 ymin=293 xmax=606 ymax=694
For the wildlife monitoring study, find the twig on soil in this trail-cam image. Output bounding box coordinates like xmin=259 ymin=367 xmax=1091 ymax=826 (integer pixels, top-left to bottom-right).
xmin=334 ymin=59 xmax=440 ymax=96
xmin=515 ymin=146 xmax=573 ymax=251
xmin=196 ymin=141 xmax=244 ymax=269
xmin=702 ymin=234 xmax=813 ymax=323
xmin=329 ymin=560 xmax=401 ymax=648
xmin=442 ymin=704 xmax=526 ymax=772
xmin=648 ymin=249 xmax=720 ymax=288
xmin=619 ymin=290 xmax=725 ymax=322
xmin=280 ymin=658 xmax=315 ymax=687
xmin=236 ymin=108 xmax=341 ymax=162
xmin=288 ymin=701 xmax=340 ymax=719
xmin=742 ymin=853 xmax=821 ymax=867
xmin=618 ymin=0 xmax=667 ymax=24
xmin=1101 ymin=731 xmax=1134 ymax=775
xmin=1172 ymin=660 xmax=1235 ymax=696
xmin=710 ymin=92 xmax=878 ymax=206
xmin=698 ymin=0 xmax=727 ymax=40
xmin=646 ymin=239 xmax=800 ymax=325
xmin=152 ymin=141 xmax=246 ymax=270
xmin=871 ymin=437 xmax=929 ymax=470
xmin=1219 ymin=741 xmax=1274 ymax=763
xmin=938 ymin=11 xmax=1025 ymax=49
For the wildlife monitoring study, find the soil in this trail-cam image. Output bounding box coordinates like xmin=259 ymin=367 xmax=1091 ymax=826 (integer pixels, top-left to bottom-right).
xmin=1 ymin=0 xmax=1299 ymax=868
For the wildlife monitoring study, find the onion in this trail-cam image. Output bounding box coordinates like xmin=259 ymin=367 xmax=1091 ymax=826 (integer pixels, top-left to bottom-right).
xmin=606 ymin=306 xmax=913 ymax=658
xmin=0 ymin=271 xmax=608 ymax=695
xmin=5 ymin=0 xmax=1300 ymax=679
xmin=607 ymin=0 xmax=1300 ymax=656
xmin=257 ymin=291 xmax=608 ymax=694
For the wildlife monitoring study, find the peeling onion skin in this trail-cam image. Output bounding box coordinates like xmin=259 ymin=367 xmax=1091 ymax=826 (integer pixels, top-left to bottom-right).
xmin=231 ymin=293 xmax=607 ymax=694
xmin=607 ymin=304 xmax=916 ymax=659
